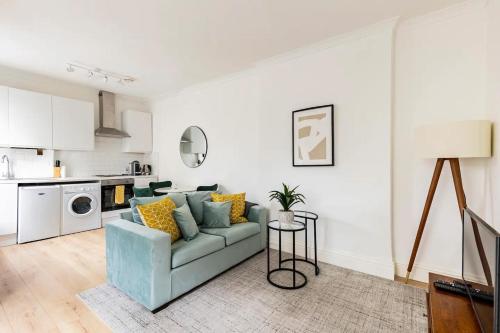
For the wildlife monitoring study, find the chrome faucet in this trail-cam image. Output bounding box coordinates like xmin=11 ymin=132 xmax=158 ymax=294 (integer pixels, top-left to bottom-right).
xmin=1 ymin=155 xmax=10 ymax=178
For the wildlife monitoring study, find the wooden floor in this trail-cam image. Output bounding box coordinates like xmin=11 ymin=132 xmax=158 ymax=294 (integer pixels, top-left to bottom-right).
xmin=0 ymin=228 xmax=429 ymax=333
xmin=0 ymin=229 xmax=110 ymax=333
xmin=394 ymin=275 xmax=428 ymax=290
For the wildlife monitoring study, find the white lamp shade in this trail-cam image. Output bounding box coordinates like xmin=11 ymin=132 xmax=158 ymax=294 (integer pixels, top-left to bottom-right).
xmin=416 ymin=120 xmax=492 ymax=158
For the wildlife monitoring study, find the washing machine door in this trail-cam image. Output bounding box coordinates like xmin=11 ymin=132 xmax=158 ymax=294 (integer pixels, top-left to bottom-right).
xmin=68 ymin=193 xmax=98 ymax=217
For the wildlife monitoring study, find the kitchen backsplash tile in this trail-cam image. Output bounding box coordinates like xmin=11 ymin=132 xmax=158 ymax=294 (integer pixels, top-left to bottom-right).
xmin=0 ymin=136 xmax=152 ymax=178
xmin=0 ymin=148 xmax=54 ymax=178
xmin=55 ymin=136 xmax=147 ymax=176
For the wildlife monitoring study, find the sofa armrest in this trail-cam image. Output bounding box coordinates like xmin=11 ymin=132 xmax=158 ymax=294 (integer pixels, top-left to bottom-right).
xmin=105 ymin=219 xmax=172 ymax=311
xmin=248 ymin=205 xmax=267 ymax=250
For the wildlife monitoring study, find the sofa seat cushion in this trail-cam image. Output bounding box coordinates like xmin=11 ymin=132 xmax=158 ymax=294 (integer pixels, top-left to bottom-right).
xmin=200 ymin=222 xmax=260 ymax=246
xmin=171 ymin=233 xmax=225 ymax=268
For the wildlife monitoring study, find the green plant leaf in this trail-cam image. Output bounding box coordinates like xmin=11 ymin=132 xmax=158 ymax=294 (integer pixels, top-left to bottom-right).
xmin=269 ymin=183 xmax=306 ymax=211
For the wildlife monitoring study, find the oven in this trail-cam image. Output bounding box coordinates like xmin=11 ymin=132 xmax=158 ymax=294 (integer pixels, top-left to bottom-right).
xmin=100 ymin=178 xmax=134 ymax=212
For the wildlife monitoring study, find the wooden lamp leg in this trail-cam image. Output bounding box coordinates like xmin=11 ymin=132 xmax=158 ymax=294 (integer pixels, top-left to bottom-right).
xmin=449 ymin=158 xmax=466 ymax=216
xmin=406 ymin=157 xmax=492 ymax=284
xmin=450 ymin=158 xmax=493 ymax=286
xmin=405 ymin=158 xmax=445 ymax=283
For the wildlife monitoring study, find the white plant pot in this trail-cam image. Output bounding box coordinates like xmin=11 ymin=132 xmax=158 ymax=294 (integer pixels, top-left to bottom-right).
xmin=278 ymin=210 xmax=294 ymax=225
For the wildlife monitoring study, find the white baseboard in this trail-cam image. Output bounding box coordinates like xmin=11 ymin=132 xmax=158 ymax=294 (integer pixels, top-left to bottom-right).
xmin=269 ymin=240 xmax=395 ymax=280
xmin=0 ymin=233 xmax=17 ymax=247
xmin=394 ymin=261 xmax=462 ymax=283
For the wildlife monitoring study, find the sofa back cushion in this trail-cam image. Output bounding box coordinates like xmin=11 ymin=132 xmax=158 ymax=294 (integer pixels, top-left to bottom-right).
xmin=160 ymin=193 xmax=187 ymax=207
xmin=129 ymin=193 xmax=187 ymax=225
xmin=186 ymin=191 xmax=214 ymax=225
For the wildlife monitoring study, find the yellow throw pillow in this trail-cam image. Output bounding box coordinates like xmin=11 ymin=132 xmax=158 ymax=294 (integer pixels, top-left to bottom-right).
xmin=137 ymin=197 xmax=181 ymax=243
xmin=211 ymin=192 xmax=248 ymax=224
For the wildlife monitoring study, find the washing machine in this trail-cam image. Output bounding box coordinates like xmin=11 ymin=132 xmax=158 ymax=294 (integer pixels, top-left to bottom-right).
xmin=61 ymin=182 xmax=101 ymax=235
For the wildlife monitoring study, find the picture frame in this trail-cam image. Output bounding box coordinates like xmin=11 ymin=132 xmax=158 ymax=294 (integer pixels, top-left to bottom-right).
xmin=292 ymin=104 xmax=334 ymax=167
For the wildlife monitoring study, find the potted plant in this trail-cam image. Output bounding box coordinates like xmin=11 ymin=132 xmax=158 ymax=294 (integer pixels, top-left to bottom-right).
xmin=269 ymin=183 xmax=306 ymax=225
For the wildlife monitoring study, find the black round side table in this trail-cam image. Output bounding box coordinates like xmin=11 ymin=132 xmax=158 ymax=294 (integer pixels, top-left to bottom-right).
xmin=281 ymin=211 xmax=320 ymax=275
xmin=267 ymin=220 xmax=307 ymax=289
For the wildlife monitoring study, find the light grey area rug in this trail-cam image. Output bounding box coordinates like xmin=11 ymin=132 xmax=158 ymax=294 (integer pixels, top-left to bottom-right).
xmin=79 ymin=251 xmax=427 ymax=333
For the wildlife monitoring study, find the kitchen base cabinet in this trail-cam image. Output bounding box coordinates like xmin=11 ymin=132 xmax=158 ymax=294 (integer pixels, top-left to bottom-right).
xmin=0 ymin=184 xmax=18 ymax=246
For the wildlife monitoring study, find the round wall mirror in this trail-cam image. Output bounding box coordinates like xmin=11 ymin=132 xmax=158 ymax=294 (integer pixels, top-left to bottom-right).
xmin=179 ymin=126 xmax=208 ymax=168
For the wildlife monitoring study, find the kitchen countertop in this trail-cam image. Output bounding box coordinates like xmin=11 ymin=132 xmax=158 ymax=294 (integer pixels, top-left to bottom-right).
xmin=0 ymin=174 xmax=157 ymax=184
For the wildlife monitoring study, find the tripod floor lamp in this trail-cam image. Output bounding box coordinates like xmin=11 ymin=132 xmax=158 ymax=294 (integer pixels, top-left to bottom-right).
xmin=405 ymin=120 xmax=492 ymax=283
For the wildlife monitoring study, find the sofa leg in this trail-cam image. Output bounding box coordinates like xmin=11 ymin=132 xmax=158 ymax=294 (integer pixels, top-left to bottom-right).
xmin=152 ymin=302 xmax=169 ymax=314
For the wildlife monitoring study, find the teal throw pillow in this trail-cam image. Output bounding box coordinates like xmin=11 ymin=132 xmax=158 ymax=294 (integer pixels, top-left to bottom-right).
xmin=202 ymin=201 xmax=232 ymax=228
xmin=186 ymin=191 xmax=214 ymax=225
xmin=173 ymin=204 xmax=199 ymax=241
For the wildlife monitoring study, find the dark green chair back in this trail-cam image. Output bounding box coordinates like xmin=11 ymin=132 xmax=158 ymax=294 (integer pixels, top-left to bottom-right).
xmin=133 ymin=186 xmax=153 ymax=198
xmin=196 ymin=184 xmax=218 ymax=191
xmin=149 ymin=181 xmax=172 ymax=196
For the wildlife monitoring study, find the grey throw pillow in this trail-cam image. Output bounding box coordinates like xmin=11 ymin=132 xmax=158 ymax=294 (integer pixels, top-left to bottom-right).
xmin=186 ymin=191 xmax=214 ymax=225
xmin=173 ymin=204 xmax=199 ymax=241
xmin=202 ymin=201 xmax=232 ymax=228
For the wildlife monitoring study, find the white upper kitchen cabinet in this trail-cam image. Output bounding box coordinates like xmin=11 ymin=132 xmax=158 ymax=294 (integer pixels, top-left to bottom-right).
xmin=52 ymin=96 xmax=94 ymax=151
xmin=9 ymin=88 xmax=52 ymax=148
xmin=0 ymin=86 xmax=9 ymax=147
xmin=122 ymin=110 xmax=152 ymax=153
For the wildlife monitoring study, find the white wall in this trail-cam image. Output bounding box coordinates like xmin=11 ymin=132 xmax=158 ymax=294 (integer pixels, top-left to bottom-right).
xmin=393 ymin=0 xmax=497 ymax=282
xmin=153 ymin=0 xmax=500 ymax=281
xmin=153 ymin=20 xmax=396 ymax=279
xmin=0 ymin=65 xmax=152 ymax=177
xmin=486 ymin=0 xmax=500 ymax=230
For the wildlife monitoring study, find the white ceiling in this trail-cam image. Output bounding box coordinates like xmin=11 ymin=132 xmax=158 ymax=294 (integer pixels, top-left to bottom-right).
xmin=0 ymin=0 xmax=465 ymax=98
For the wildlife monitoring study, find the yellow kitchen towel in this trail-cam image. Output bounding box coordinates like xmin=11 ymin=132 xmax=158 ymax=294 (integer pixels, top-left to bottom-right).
xmin=114 ymin=185 xmax=125 ymax=204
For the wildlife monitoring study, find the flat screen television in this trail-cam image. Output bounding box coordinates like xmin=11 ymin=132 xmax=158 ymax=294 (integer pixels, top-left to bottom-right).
xmin=462 ymin=208 xmax=500 ymax=333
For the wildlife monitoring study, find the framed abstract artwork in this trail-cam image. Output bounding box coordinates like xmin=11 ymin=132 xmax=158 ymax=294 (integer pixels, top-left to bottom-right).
xmin=292 ymin=105 xmax=334 ymax=166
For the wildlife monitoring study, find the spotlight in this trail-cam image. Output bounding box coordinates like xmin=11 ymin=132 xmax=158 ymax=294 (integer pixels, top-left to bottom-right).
xmin=66 ymin=62 xmax=136 ymax=85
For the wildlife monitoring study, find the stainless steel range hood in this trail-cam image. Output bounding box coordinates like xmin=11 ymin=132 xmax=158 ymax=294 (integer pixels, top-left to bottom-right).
xmin=95 ymin=91 xmax=130 ymax=138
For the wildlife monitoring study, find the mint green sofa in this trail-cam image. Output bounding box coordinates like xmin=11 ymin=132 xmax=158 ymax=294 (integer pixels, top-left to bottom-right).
xmin=105 ymin=205 xmax=267 ymax=312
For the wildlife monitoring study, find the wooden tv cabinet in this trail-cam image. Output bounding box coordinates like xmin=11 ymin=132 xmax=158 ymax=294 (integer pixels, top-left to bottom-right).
xmin=428 ymin=272 xmax=481 ymax=332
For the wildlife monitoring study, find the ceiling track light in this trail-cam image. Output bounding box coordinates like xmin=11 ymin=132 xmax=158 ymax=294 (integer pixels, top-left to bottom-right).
xmin=65 ymin=62 xmax=136 ymax=85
